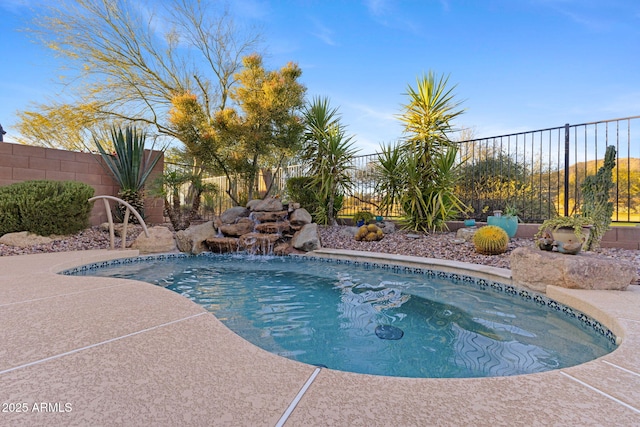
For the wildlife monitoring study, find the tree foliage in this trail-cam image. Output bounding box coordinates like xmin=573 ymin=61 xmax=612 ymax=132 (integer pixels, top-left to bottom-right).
xmin=20 ymin=0 xmax=260 ymax=150
xmin=217 ymin=54 xmax=306 ymax=201
xmin=14 ymin=102 xmax=117 ymax=151
xmin=168 ymin=55 xmax=306 ymax=204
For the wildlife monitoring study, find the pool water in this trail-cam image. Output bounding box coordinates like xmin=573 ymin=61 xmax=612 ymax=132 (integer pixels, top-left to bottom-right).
xmin=72 ymin=254 xmax=617 ymax=378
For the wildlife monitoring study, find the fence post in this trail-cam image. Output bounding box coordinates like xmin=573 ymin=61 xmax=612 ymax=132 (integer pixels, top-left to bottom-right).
xmin=563 ymin=123 xmax=570 ymax=216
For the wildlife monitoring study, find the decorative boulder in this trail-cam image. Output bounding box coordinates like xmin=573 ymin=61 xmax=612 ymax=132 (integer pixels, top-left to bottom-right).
xmin=219 ymin=218 xmax=255 ymax=237
xmin=250 ymin=211 xmax=288 ymax=223
xmin=251 ymin=197 xmax=283 ymax=212
xmin=339 ymin=227 xmax=359 ymax=238
xmin=239 ymin=232 xmax=280 ymax=254
xmin=131 ymin=226 xmax=177 ymax=254
xmin=219 ymin=206 xmax=250 ymax=224
xmin=456 ymin=227 xmax=477 ymax=243
xmin=255 ymin=221 xmax=291 ymax=234
xmin=287 ymin=202 xmax=301 ymax=212
xmin=246 ymin=199 xmax=262 ymax=211
xmin=0 ymin=231 xmax=53 ymax=248
xmin=378 ymin=221 xmax=396 ymax=235
xmin=175 ymin=221 xmax=219 ymax=254
xmin=273 ymin=242 xmax=303 ymax=256
xmin=205 ymin=237 xmax=239 ymax=253
xmin=510 ymin=246 xmax=637 ymax=293
xmin=291 ymin=223 xmax=320 ymax=252
xmin=289 ymin=208 xmax=312 ymax=228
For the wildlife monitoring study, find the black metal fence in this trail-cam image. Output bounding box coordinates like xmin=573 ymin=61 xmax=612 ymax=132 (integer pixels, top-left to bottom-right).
xmin=455 ymin=115 xmax=640 ymax=222
xmin=167 ymin=115 xmax=640 ymax=224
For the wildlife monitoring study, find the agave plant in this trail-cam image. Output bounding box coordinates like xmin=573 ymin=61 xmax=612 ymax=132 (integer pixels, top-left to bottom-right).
xmin=94 ymin=126 xmax=164 ymax=221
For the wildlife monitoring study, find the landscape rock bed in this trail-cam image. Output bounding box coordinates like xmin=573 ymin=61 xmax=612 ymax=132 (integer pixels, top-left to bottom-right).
xmin=1 ymin=224 xmax=639 ymax=284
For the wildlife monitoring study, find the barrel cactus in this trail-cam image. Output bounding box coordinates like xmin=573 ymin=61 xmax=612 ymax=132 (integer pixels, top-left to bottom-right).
xmin=473 ymin=225 xmax=509 ymax=255
xmin=355 ymin=224 xmax=384 ymax=242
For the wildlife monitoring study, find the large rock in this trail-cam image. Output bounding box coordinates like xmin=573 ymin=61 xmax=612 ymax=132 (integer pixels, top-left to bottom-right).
xmin=131 ymin=226 xmax=177 ymax=254
xmin=289 ymin=208 xmax=312 ymax=228
xmin=246 ymin=199 xmax=262 ymax=211
xmin=456 ymin=227 xmax=477 ymax=243
xmin=291 ymin=223 xmax=320 ymax=252
xmin=239 ymin=232 xmax=280 ymax=255
xmin=255 ymin=220 xmax=291 ymax=234
xmin=251 ymin=210 xmax=288 ymax=223
xmin=205 ymin=237 xmax=240 ymax=253
xmin=378 ymin=220 xmax=396 ymax=235
xmin=219 ymin=206 xmax=250 ymax=224
xmin=510 ymin=246 xmax=637 ymax=293
xmin=175 ymin=221 xmax=218 ymax=254
xmin=0 ymin=231 xmax=53 ymax=247
xmin=273 ymin=242 xmax=303 ymax=256
xmin=219 ymin=218 xmax=255 ymax=237
xmin=251 ymin=197 xmax=283 ymax=212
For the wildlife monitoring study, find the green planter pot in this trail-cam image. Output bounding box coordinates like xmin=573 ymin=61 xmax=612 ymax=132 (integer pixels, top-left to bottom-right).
xmin=487 ymin=215 xmax=518 ymax=238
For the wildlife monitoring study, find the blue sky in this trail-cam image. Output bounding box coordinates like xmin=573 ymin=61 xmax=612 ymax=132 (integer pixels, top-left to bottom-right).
xmin=2 ymin=0 xmax=639 ymax=154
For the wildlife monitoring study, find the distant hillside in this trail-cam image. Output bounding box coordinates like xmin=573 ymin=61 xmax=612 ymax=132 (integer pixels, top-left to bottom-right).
xmin=564 ymin=157 xmax=640 ymax=176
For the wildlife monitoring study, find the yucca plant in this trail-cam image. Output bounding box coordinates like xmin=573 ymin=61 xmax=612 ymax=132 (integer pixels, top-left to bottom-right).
xmin=94 ymin=126 xmax=164 ymax=222
xmin=381 ymin=71 xmax=466 ymax=232
xmin=375 ymin=142 xmax=405 ymax=217
xmin=302 ymin=97 xmax=358 ymax=225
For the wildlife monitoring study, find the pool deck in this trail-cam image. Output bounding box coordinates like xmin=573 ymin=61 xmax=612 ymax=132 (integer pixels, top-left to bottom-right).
xmin=1 ymin=249 xmax=639 ymax=426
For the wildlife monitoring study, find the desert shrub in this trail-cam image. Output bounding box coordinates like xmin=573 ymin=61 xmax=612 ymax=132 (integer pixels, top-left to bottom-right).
xmin=286 ymin=176 xmax=317 ymax=210
xmin=0 ymin=180 xmax=94 ymax=236
xmin=286 ymin=176 xmax=343 ymax=224
xmin=0 ymin=189 xmax=21 ymax=236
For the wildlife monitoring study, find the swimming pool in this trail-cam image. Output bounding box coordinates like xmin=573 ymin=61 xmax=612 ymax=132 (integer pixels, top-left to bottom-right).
xmin=67 ymin=253 xmax=617 ymax=378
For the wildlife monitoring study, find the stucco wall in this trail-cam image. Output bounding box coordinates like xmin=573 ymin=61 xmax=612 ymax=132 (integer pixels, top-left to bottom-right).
xmin=0 ymin=141 xmax=164 ymax=226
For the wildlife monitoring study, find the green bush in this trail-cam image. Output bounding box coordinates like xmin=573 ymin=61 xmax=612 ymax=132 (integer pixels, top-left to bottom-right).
xmin=286 ymin=177 xmax=317 ymax=211
xmin=0 ymin=180 xmax=94 ymax=236
xmin=286 ymin=176 xmax=342 ymax=223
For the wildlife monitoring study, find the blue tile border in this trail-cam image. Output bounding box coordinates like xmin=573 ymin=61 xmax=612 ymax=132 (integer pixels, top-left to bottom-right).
xmin=61 ymin=251 xmax=618 ymax=345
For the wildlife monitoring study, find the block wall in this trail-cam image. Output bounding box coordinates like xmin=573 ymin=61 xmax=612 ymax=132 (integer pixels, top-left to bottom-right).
xmin=0 ymin=141 xmax=164 ymax=226
xmin=447 ymin=222 xmax=640 ymax=250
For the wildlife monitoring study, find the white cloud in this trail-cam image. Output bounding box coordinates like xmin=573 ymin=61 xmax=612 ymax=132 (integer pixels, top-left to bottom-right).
xmin=347 ymin=102 xmax=396 ymax=123
xmin=310 ymin=19 xmax=337 ymax=46
xmin=362 ymin=0 xmax=423 ymax=35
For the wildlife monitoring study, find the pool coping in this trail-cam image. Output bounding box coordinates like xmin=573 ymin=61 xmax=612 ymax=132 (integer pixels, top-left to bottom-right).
xmin=1 ymin=249 xmax=639 ymax=425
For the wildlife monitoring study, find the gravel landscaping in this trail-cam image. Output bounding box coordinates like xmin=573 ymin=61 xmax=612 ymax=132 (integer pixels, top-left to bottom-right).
xmin=1 ymin=223 xmax=639 ymax=279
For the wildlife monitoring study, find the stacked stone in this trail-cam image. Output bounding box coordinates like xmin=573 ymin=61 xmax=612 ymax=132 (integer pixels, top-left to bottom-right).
xmin=202 ymin=197 xmax=319 ymax=255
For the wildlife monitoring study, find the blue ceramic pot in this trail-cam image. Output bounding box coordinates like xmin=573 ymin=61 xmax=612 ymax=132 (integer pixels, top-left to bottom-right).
xmin=487 ymin=215 xmax=518 ymax=238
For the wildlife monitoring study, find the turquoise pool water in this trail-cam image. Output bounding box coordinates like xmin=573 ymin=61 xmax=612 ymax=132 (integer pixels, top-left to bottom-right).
xmin=69 ymin=253 xmax=617 ymax=378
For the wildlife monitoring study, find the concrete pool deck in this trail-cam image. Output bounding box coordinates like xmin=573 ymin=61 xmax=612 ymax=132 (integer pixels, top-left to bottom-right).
xmin=1 ymin=249 xmax=639 ymax=426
